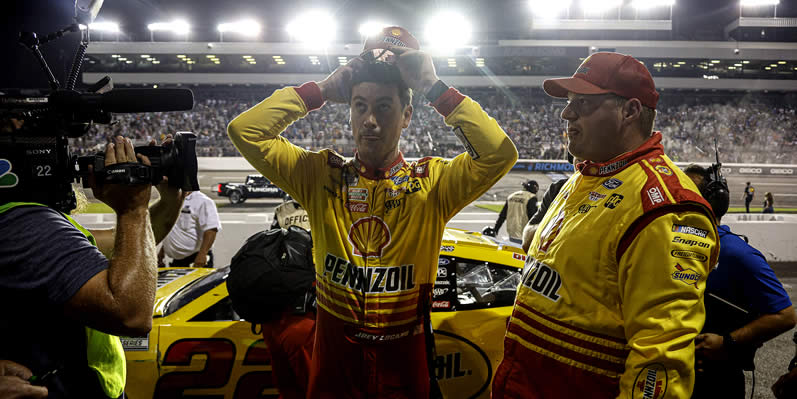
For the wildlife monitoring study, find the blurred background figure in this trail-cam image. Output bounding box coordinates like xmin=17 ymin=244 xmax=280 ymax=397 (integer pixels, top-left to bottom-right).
xmin=159 ymin=191 xmax=222 ymax=267
xmin=271 ymin=195 xmax=310 ymax=231
xmin=487 ymin=179 xmax=538 ymax=243
xmin=764 ymin=191 xmax=775 ymax=213
xmin=743 ymin=182 xmax=755 ymax=213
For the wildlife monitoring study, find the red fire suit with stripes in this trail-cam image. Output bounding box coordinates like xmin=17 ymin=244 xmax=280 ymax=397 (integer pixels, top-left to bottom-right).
xmin=492 ymin=133 xmax=720 ymax=399
xmin=228 ymin=82 xmax=517 ymax=398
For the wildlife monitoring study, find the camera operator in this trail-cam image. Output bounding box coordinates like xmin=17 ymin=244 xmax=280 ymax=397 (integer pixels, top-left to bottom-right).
xmin=0 ymin=135 xmax=184 ymax=398
xmin=684 ymin=164 xmax=796 ymax=399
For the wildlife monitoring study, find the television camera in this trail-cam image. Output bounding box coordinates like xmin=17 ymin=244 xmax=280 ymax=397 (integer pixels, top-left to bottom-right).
xmin=0 ymin=0 xmax=198 ymax=214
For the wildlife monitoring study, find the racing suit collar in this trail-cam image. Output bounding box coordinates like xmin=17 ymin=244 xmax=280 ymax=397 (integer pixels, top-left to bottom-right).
xmin=577 ymin=131 xmax=663 ymax=177
xmin=353 ymin=151 xmax=407 ymax=180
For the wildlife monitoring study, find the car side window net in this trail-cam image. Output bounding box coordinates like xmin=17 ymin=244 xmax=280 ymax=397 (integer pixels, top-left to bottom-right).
xmin=455 ymin=261 xmax=520 ymax=310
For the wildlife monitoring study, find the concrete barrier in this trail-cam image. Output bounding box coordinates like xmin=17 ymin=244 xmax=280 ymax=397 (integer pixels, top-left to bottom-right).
xmin=723 ymin=214 xmax=797 ymax=263
xmin=199 ymin=158 xmax=797 ymax=177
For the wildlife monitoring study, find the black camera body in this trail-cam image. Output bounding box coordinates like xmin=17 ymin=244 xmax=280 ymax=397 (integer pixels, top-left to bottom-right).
xmin=0 ymin=120 xmax=199 ymax=213
xmin=1 ymin=11 xmax=196 ymax=214
xmin=77 ymin=132 xmax=199 ymax=189
xmin=0 ymin=132 xmax=77 ymax=212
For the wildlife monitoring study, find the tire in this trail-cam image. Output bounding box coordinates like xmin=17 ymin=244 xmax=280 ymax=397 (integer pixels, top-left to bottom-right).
xmin=229 ymin=190 xmax=242 ymax=204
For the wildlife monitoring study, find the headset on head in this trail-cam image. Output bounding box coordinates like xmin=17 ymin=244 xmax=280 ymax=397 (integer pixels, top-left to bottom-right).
xmin=523 ymin=180 xmax=539 ymax=193
xmin=704 ymin=138 xmax=730 ymax=218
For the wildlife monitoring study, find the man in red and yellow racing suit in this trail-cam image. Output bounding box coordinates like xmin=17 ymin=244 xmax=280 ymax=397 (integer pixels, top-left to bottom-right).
xmin=228 ymin=27 xmax=517 ymax=398
xmin=492 ymin=52 xmax=720 ymax=399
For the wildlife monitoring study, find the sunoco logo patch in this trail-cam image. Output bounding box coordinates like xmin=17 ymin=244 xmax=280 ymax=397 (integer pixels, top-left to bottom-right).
xmin=671 ymin=263 xmax=701 ymax=288
xmin=632 ymin=363 xmax=667 ymax=399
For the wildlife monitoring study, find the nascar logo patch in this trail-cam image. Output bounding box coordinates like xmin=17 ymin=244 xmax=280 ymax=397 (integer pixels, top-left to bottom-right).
xmin=671 ymin=224 xmax=708 ymax=238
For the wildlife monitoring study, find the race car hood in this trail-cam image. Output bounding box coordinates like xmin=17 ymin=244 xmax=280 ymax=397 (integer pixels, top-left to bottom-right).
xmin=441 ymin=228 xmax=525 ymax=269
xmin=153 ymin=267 xmax=219 ymax=317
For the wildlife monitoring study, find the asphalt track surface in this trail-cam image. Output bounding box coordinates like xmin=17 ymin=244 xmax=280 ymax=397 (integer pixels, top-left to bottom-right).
xmin=78 ymin=169 xmax=797 ymax=398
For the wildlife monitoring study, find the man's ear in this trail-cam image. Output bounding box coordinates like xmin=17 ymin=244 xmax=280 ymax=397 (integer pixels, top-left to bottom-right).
xmin=622 ymin=98 xmax=642 ymax=127
xmin=402 ymin=104 xmax=413 ymax=129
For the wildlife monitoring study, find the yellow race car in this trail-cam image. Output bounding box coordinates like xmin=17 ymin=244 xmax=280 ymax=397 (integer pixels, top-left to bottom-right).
xmin=123 ymin=228 xmax=525 ymax=399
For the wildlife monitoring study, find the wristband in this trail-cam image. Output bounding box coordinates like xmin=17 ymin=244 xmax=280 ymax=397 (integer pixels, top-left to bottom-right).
xmin=722 ymin=332 xmax=738 ymax=352
xmin=425 ymin=80 xmax=449 ymax=103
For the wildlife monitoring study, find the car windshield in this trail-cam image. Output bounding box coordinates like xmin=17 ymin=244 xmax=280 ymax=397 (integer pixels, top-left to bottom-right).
xmin=160 ymin=267 xmax=230 ymax=317
xmin=248 ymin=176 xmax=268 ymax=184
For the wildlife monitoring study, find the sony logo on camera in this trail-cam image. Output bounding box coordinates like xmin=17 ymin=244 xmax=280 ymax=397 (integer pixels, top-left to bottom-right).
xmin=25 ymin=149 xmax=52 ymax=155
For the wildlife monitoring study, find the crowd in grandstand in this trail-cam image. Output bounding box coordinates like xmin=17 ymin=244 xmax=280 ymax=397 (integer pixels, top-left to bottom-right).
xmin=72 ymin=87 xmax=797 ymax=164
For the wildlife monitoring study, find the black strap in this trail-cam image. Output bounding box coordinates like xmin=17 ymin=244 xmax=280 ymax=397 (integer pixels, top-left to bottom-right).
xmin=425 ymin=80 xmax=449 ymax=103
xmin=424 ymin=298 xmax=444 ymax=399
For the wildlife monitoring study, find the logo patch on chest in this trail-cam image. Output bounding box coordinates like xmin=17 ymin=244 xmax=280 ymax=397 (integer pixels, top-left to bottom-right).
xmin=347 ymin=187 xmax=368 ymax=202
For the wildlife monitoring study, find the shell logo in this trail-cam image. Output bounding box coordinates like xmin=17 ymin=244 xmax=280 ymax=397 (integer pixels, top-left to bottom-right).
xmin=348 ymin=216 xmax=392 ymax=258
xmin=391 ymin=28 xmax=402 ymax=37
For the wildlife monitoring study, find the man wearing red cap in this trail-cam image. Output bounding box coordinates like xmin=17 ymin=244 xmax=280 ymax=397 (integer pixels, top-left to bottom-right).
xmin=228 ymin=26 xmax=517 ymax=398
xmin=492 ymin=52 xmax=720 ymax=399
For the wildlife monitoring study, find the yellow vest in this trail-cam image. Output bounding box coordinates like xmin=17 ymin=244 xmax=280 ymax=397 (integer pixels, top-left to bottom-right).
xmin=0 ymin=202 xmax=126 ymax=398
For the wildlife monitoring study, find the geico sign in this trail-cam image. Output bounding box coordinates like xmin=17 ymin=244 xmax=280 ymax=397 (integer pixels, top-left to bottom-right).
xmin=721 ymin=167 xmax=732 ymax=175
xmin=739 ymin=168 xmax=762 ymax=174
xmin=770 ymin=168 xmax=794 ymax=175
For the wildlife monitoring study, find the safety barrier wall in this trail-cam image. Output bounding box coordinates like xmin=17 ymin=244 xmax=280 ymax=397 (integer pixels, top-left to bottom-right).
xmin=724 ymin=214 xmax=797 ymax=263
xmin=199 ymin=158 xmax=797 ymax=177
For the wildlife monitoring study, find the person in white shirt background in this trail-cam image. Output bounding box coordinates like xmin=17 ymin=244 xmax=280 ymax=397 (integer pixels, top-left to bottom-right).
xmin=159 ymin=191 xmax=222 ymax=267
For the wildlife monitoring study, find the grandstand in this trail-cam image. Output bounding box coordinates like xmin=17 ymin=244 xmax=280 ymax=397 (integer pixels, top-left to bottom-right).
xmin=55 ymin=0 xmax=796 ymax=164
xmin=74 ymin=86 xmax=797 ymax=163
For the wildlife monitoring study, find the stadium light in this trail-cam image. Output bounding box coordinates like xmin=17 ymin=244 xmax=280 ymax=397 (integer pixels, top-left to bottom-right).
xmin=359 ymin=21 xmax=391 ymax=37
xmin=79 ymin=21 xmax=120 ymax=32
xmin=529 ymin=0 xmax=572 ymax=18
xmin=740 ymin=0 xmax=778 ymax=6
xmin=147 ymin=20 xmax=190 ymax=41
xmin=286 ymin=10 xmax=336 ymax=46
xmin=631 ymin=0 xmax=674 ymax=9
xmin=424 ymin=11 xmax=472 ymax=51
xmin=581 ymin=0 xmax=623 ymax=13
xmin=217 ymin=19 xmax=261 ymax=41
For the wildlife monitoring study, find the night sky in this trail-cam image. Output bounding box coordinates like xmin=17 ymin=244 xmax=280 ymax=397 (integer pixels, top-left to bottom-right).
xmin=1 ymin=0 xmax=795 ymax=88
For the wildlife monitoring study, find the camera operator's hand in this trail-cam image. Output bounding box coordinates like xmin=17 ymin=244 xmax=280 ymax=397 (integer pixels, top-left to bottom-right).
xmin=383 ymin=45 xmax=440 ymax=96
xmin=0 ymin=360 xmax=48 ymax=398
xmin=91 ymin=136 xmax=152 ymax=215
xmin=317 ymin=57 xmax=366 ymax=104
xmin=140 ymin=134 xmax=186 ymax=244
xmin=142 ymin=134 xmax=183 ymax=205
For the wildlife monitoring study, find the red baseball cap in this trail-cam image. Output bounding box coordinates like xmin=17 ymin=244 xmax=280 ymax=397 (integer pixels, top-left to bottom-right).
xmin=543 ymin=52 xmax=659 ymax=109
xmin=362 ymin=26 xmax=420 ymax=63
